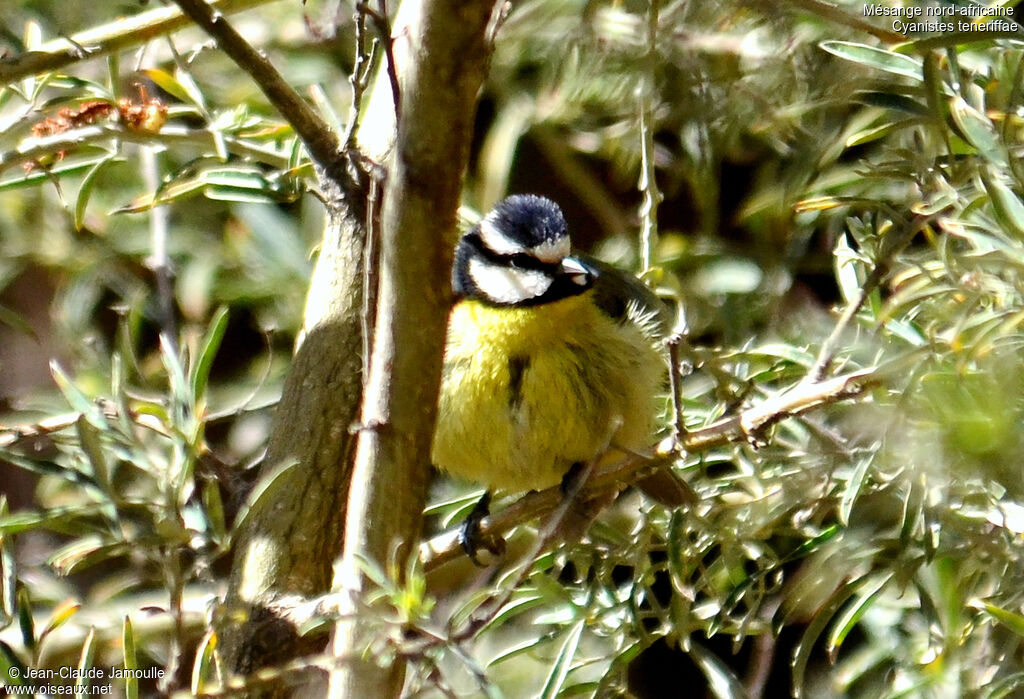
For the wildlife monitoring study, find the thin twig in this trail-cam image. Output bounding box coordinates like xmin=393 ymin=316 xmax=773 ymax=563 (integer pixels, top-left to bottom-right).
xmin=807 ymin=213 xmax=930 ymax=382
xmin=360 ymin=1 xmax=401 ymax=122
xmin=141 ymin=145 xmax=179 ymax=352
xmin=667 ymin=332 xmax=689 ymax=441
xmin=767 ymin=0 xmax=907 ymax=43
xmin=0 ymin=123 xmax=293 ymax=176
xmin=171 ymin=0 xmax=341 ymax=169
xmin=341 ymin=3 xmax=378 ymax=151
xmin=637 ymin=0 xmax=661 ymax=275
xmin=0 ymin=0 xmax=280 ymax=86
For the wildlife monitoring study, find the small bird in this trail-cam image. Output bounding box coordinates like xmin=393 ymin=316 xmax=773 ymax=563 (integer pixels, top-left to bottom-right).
xmin=432 ymin=194 xmax=690 ymax=557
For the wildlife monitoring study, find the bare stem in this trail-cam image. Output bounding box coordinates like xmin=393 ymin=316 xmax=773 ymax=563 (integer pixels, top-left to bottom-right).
xmin=808 ymin=214 xmax=930 ymax=382
xmin=141 ymin=146 xmax=179 ymax=352
xmin=637 ymin=0 xmax=662 ymax=275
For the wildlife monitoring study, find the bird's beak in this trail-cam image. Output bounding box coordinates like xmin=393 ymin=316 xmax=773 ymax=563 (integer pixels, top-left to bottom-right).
xmin=561 ymin=256 xmax=595 ymax=287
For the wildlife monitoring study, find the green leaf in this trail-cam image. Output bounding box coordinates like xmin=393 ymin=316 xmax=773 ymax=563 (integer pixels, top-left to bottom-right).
xmin=852 ymin=91 xmax=930 ymax=116
xmin=689 ymin=642 xmax=748 ymax=699
xmin=230 ymin=459 xmax=299 ymax=542
xmin=74 ymin=156 xmax=118 ymax=231
xmin=139 ymin=68 xmax=192 ymax=104
xmin=0 ymin=639 xmax=26 ymax=687
xmin=17 ymin=587 xmax=35 ymax=656
xmin=478 ymin=592 xmax=547 ymax=635
xmin=981 ymin=167 xmax=1024 ymax=239
xmin=839 ymin=454 xmax=874 ymax=525
xmin=50 ymin=361 xmax=104 ymax=428
xmin=75 ymin=415 xmax=109 ymax=488
xmin=48 ymin=537 xmax=128 ymax=576
xmin=75 ymin=628 xmax=98 ymax=695
xmin=204 ymin=186 xmax=281 ymax=204
xmin=969 ymin=600 xmax=1024 ymax=637
xmin=189 ymin=306 xmax=229 ymax=403
xmin=202 ymin=480 xmax=228 ymax=546
xmin=0 ymin=497 xmax=14 ymax=627
xmin=950 ymin=96 xmax=1005 ymax=165
xmin=834 ymin=234 xmax=863 ymax=306
xmin=539 ymin=619 xmax=585 ymax=699
xmin=0 ymin=449 xmax=96 ymax=487
xmin=791 ymin=581 xmax=860 ymax=698
xmin=191 ymin=630 xmax=218 ymax=695
xmin=37 ymin=599 xmax=81 ymax=648
xmin=826 ymin=573 xmax=892 ymax=660
xmin=122 ymin=616 xmax=138 ymax=699
xmin=0 ymin=506 xmax=107 ymax=536
xmin=159 ymin=334 xmax=192 ymax=426
xmin=845 ymin=118 xmax=921 ymax=148
xmin=820 ymin=41 xmax=923 ymax=81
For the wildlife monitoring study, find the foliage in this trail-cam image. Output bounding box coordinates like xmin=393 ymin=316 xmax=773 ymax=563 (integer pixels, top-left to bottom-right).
xmin=2 ymin=0 xmax=1024 ymax=697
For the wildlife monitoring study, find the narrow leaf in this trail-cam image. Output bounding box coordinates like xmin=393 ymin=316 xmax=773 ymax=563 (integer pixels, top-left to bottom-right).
xmin=539 ymin=619 xmax=585 ymax=699
xmin=820 ymin=41 xmax=922 ymax=81
xmin=75 ymin=628 xmax=98 ymax=695
xmin=189 ymin=306 xmax=230 ymax=402
xmin=123 ymin=616 xmax=138 ymax=699
xmin=950 ymin=96 xmax=1005 ymax=164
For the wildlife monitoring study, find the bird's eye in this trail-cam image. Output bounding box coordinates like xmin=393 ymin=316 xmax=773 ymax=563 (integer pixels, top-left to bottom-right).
xmin=508 ymin=253 xmax=534 ymax=268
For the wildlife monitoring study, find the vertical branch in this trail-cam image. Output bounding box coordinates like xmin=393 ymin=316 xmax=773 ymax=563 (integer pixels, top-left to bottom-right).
xmin=141 ymin=146 xmax=179 ymax=353
xmin=368 ymin=0 xmax=401 ymax=122
xmin=166 ymin=0 xmax=373 ymax=680
xmin=329 ymin=2 xmax=496 ymax=697
xmin=341 ymin=3 xmax=376 ymax=151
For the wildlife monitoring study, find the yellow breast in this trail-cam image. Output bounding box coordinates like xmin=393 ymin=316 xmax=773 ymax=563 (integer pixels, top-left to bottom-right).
xmin=431 ymin=294 xmax=665 ymax=493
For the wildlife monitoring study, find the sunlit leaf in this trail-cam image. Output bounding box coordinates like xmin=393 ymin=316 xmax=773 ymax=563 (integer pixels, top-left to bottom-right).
xmin=539 ymin=619 xmax=584 ymax=699
xmin=123 ymin=616 xmax=138 ymax=699
xmin=820 ymin=41 xmax=923 ymax=81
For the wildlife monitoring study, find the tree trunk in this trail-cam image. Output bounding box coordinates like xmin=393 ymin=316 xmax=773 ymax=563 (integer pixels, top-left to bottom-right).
xmin=328 ymin=1 xmax=497 ymax=697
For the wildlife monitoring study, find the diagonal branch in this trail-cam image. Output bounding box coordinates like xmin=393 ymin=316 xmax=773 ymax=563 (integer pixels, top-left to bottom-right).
xmin=171 ymin=0 xmax=341 ymax=169
xmin=0 ymin=0 xmax=279 ymax=85
xmin=420 ymin=366 xmax=880 ymax=571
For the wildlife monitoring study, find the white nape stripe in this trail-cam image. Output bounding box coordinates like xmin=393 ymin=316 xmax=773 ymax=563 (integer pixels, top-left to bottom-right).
xmin=478 ymin=216 xmax=571 ymax=264
xmin=468 ymin=257 xmax=552 ymax=304
xmin=478 ymin=217 xmax=526 ymax=256
xmin=529 ymin=236 xmax=570 ymax=264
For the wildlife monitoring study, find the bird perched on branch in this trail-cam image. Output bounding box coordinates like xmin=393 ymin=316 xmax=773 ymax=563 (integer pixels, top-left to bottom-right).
xmin=432 ymin=194 xmax=691 ymax=560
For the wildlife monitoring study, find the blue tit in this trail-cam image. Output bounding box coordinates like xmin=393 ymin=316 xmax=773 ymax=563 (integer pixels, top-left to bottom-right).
xmin=432 ymin=194 xmax=690 ymax=549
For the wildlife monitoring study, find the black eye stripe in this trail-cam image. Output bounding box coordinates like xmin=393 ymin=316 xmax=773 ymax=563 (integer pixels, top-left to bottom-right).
xmin=467 ymin=232 xmax=558 ymax=272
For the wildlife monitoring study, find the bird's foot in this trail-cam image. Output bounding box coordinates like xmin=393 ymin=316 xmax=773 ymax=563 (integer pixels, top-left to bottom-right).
xmin=459 ymin=492 xmax=506 ymax=566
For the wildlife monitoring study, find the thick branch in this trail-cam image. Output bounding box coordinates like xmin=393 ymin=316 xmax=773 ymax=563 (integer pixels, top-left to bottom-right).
xmin=329 ymin=1 xmax=497 ymax=697
xmin=0 ymin=0 xmax=279 ymax=85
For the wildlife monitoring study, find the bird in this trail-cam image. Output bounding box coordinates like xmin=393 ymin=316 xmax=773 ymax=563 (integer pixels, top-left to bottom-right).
xmin=431 ymin=194 xmax=691 ymax=559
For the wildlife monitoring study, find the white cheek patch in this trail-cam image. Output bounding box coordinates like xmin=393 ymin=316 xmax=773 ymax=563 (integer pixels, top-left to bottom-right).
xmin=468 ymin=257 xmax=553 ymax=304
xmin=529 ymin=236 xmax=570 ymax=264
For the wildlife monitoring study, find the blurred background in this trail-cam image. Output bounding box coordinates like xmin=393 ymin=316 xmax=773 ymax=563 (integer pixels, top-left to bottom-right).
xmin=2 ymin=0 xmax=1024 ymax=696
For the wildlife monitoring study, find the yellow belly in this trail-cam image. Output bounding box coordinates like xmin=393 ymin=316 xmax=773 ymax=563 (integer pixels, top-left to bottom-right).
xmin=431 ymin=294 xmax=664 ymax=493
